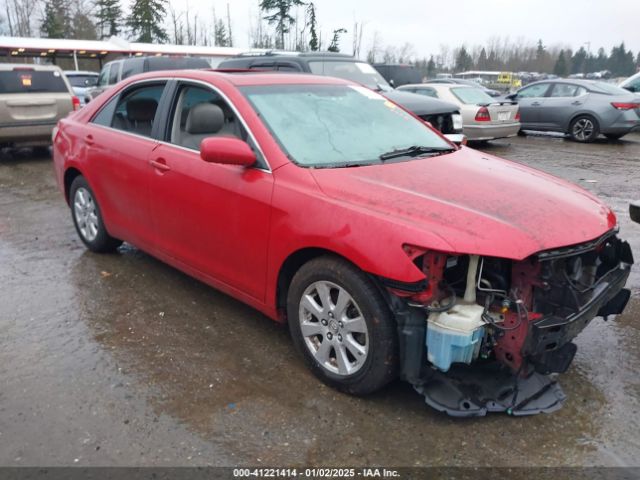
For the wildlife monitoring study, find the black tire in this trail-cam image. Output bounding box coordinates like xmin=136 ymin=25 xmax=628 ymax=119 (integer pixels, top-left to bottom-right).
xmin=69 ymin=175 xmax=122 ymax=253
xmin=287 ymin=255 xmax=399 ymax=395
xmin=568 ymin=115 xmax=600 ymax=143
xmin=605 ymin=133 xmax=625 ymax=141
xmin=517 ymin=128 xmax=527 ymax=136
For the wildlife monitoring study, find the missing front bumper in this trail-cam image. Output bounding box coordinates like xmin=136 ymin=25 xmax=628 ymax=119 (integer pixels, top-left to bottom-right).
xmin=414 ymin=363 xmax=566 ymax=417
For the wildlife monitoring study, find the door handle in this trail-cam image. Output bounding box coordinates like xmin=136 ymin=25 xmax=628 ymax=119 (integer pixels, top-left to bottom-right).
xmin=85 ymin=134 xmax=94 ymax=146
xmin=531 ymin=102 xmax=541 ymax=106
xmin=149 ymin=158 xmax=171 ymax=172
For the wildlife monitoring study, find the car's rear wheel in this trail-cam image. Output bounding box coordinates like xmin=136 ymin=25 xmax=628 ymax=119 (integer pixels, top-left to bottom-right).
xmin=569 ymin=115 xmax=599 ymax=142
xmin=70 ymin=176 xmax=122 ymax=253
xmin=287 ymin=256 xmax=398 ymax=395
xmin=605 ymin=133 xmax=625 ymax=141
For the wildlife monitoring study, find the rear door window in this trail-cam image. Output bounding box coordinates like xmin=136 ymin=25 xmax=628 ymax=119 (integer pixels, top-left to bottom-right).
xmin=0 ymin=69 xmax=68 ymax=93
xmin=110 ymin=83 xmax=166 ymax=138
xmin=548 ymin=84 xmax=580 ymax=97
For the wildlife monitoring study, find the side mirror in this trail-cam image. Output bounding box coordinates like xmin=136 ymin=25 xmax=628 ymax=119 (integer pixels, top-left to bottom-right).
xmin=444 ymin=133 xmax=467 ymax=146
xmin=505 ymin=93 xmax=517 ymax=101
xmin=630 ymin=201 xmax=640 ymax=224
xmin=200 ymin=137 xmax=257 ymax=167
xmin=389 ymin=79 xmax=396 ymax=87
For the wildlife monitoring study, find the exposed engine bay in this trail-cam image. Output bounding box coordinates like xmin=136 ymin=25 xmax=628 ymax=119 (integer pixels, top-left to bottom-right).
xmin=387 ymin=230 xmax=634 ymax=416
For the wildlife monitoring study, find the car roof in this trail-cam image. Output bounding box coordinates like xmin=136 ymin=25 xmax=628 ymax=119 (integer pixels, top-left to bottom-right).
xmin=124 ymin=69 xmax=353 ymax=87
xmin=401 ymin=83 xmax=474 ymax=90
xmin=234 ymin=51 xmax=352 ymax=59
xmin=0 ymin=63 xmax=63 ymax=72
xmin=527 ymin=78 xmax=606 ymax=88
xmin=64 ymin=70 xmax=98 ymax=76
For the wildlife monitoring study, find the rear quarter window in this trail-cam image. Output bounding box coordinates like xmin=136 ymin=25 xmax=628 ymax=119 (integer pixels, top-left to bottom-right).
xmin=0 ymin=70 xmax=69 ymax=94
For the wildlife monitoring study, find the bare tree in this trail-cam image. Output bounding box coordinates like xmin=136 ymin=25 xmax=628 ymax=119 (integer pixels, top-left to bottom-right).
xmin=4 ymin=0 xmax=38 ymax=36
xmin=168 ymin=5 xmax=185 ymax=44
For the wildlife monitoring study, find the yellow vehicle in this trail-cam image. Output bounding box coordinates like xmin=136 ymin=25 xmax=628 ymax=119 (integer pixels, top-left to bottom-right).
xmin=497 ymin=72 xmax=521 ymax=89
xmin=497 ymin=72 xmax=512 ymax=84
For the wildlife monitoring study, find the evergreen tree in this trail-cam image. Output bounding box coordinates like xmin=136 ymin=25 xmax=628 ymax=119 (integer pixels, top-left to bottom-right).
xmin=214 ymin=18 xmax=229 ymax=46
xmin=595 ymin=47 xmax=607 ymax=71
xmin=41 ymin=0 xmax=72 ymax=38
xmin=72 ymin=12 xmax=98 ymax=39
xmin=426 ymin=55 xmax=436 ymax=79
xmin=608 ymin=43 xmax=635 ymax=76
xmin=454 ymin=46 xmax=473 ymax=72
xmin=306 ymin=2 xmax=318 ymax=51
xmin=571 ymin=46 xmax=587 ymax=74
xmin=477 ymin=48 xmax=488 ymax=70
xmin=127 ymin=0 xmax=168 ymax=43
xmin=553 ymin=50 xmax=568 ymax=76
xmin=95 ymin=0 xmax=122 ymax=39
xmin=327 ymin=27 xmax=346 ymax=52
xmin=259 ymin=0 xmax=305 ymax=49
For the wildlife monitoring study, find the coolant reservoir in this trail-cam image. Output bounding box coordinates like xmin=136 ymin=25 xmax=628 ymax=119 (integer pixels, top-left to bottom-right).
xmin=426 ymin=303 xmax=486 ymax=372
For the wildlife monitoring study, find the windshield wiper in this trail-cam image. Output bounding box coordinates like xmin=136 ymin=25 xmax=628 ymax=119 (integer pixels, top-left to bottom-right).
xmin=379 ymin=145 xmax=455 ymax=161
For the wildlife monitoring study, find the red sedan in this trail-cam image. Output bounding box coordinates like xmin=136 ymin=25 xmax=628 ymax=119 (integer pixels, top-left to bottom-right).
xmin=52 ymin=70 xmax=633 ymax=416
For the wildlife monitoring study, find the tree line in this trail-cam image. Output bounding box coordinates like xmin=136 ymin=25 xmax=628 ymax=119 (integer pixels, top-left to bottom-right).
xmin=0 ymin=0 xmax=350 ymax=51
xmin=1 ymin=0 xmax=638 ymax=78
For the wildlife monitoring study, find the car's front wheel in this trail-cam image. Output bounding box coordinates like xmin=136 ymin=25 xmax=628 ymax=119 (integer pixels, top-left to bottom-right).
xmin=569 ymin=115 xmax=600 ymax=142
xmin=69 ymin=175 xmax=122 ymax=253
xmin=287 ymin=256 xmax=398 ymax=395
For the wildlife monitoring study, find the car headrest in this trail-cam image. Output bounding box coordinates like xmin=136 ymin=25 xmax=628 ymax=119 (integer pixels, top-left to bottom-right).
xmin=186 ymin=103 xmax=225 ymax=134
xmin=126 ymin=98 xmax=158 ymax=123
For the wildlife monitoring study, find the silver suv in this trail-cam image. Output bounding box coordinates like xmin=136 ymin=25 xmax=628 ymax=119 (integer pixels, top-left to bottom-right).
xmin=0 ymin=64 xmax=77 ymax=148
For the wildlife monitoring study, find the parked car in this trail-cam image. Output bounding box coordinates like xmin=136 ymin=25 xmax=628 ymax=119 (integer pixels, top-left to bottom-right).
xmin=398 ymin=83 xmax=520 ymax=141
xmin=631 ymin=202 xmax=640 ymax=223
xmin=425 ymin=78 xmax=502 ymax=97
xmin=620 ymin=71 xmax=640 ymax=94
xmin=0 ymin=63 xmax=78 ymax=149
xmin=372 ymin=63 xmax=422 ymax=87
xmin=219 ymin=52 xmax=463 ymax=135
xmin=507 ymin=79 xmax=640 ymax=142
xmin=52 ymin=70 xmax=633 ymax=416
xmin=64 ymin=71 xmax=98 ymax=106
xmin=85 ymin=56 xmax=211 ymax=103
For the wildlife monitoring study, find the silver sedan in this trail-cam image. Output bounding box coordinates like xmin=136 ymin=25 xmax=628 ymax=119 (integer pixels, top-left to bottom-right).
xmin=507 ymin=79 xmax=640 ymax=142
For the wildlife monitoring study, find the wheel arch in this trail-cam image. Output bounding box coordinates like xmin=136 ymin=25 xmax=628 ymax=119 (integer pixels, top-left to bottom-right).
xmin=564 ymin=110 xmax=601 ymax=133
xmin=275 ymin=247 xmax=385 ymax=323
xmin=63 ymin=167 xmax=83 ymax=205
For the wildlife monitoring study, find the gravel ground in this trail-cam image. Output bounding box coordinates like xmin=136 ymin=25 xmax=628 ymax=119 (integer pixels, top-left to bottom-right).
xmin=1 ymin=132 xmax=639 ymax=467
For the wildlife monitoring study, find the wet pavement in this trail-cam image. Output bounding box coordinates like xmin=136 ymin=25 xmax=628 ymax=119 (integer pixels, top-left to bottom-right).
xmin=1 ymin=133 xmax=639 ymax=467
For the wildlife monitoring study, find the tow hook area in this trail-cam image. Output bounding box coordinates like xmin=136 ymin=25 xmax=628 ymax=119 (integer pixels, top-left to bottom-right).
xmin=413 ymin=364 xmax=566 ymax=417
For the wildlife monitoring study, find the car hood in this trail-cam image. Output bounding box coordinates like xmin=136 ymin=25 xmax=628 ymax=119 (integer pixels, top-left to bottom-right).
xmin=310 ymin=147 xmax=615 ymax=260
xmin=385 ymin=90 xmax=460 ymax=116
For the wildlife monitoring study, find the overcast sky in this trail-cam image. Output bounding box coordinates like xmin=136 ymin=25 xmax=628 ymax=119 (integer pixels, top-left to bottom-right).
xmin=185 ymin=0 xmax=640 ymax=57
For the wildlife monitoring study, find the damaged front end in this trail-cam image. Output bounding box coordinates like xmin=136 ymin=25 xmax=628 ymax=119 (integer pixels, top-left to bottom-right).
xmin=387 ymin=231 xmax=633 ymax=417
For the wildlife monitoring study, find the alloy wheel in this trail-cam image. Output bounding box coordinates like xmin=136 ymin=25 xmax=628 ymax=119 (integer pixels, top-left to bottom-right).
xmin=73 ymin=187 xmax=99 ymax=242
xmin=298 ymin=280 xmax=369 ymax=376
xmin=572 ymin=118 xmax=594 ymax=141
